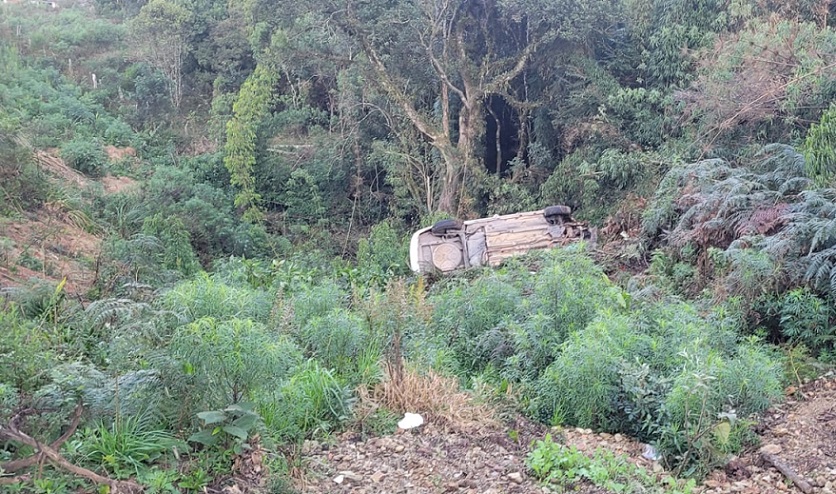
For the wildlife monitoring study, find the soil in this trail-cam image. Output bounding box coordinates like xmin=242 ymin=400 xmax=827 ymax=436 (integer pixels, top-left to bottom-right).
xmin=702 ymin=371 xmax=836 ymax=494
xmin=296 ymin=372 xmax=836 ymax=494
xmin=0 ymin=208 xmax=101 ymax=294
xmin=1 ymin=150 xmax=138 ymax=295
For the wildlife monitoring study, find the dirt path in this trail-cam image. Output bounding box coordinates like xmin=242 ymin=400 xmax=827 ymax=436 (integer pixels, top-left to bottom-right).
xmin=297 ymin=415 xmax=655 ymax=493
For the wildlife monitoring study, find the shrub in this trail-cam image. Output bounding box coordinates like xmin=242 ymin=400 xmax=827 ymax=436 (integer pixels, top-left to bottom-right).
xmin=168 ymin=317 xmax=303 ymax=414
xmin=260 ymin=360 xmax=353 ymax=443
xmin=141 ymin=213 xmax=201 ymax=276
xmin=431 ymin=274 xmax=524 ymax=375
xmin=776 ymin=288 xmax=835 ymax=355
xmin=60 ymin=138 xmax=108 ymax=176
xmin=160 ymin=274 xmax=274 ymax=324
xmin=297 ymin=309 xmax=377 ymax=383
xmin=513 ymin=253 xmax=620 ymax=376
xmin=0 ymin=307 xmax=55 ymax=392
xmin=289 ymin=280 xmax=347 ymax=327
xmin=529 ymin=298 xmax=782 ymax=477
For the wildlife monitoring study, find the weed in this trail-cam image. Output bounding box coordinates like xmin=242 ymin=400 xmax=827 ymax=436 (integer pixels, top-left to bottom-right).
xmin=527 ymin=434 xmax=697 ymax=493
xmin=77 ymin=414 xmax=183 ymax=479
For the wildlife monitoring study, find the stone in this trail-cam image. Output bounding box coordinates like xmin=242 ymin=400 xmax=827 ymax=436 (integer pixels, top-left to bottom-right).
xmin=395 ymin=444 xmax=405 ymax=453
xmin=338 ymin=470 xmax=362 ymax=482
xmin=507 ymin=472 xmax=523 ymax=484
xmin=371 ymin=471 xmax=385 ymax=483
xmin=759 ymin=444 xmax=783 ymax=455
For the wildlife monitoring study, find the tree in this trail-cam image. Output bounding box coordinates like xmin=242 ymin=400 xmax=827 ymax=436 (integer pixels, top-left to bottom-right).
xmin=249 ymin=0 xmax=615 ymax=215
xmin=129 ymin=0 xmax=194 ymax=109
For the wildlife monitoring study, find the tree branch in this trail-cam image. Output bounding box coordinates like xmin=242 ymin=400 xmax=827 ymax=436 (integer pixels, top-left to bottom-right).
xmin=0 ymin=408 xmax=142 ymax=493
xmin=1 ymin=404 xmax=83 ymax=473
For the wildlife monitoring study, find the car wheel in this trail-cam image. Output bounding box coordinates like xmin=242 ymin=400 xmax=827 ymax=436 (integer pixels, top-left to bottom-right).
xmin=431 ymin=219 xmax=463 ymax=236
xmin=544 ymin=205 xmax=572 ymax=217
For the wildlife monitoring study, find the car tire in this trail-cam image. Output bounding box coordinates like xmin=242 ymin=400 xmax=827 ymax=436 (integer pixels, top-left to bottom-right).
xmin=544 ymin=205 xmax=572 ymax=217
xmin=431 ymin=219 xmax=463 ymax=236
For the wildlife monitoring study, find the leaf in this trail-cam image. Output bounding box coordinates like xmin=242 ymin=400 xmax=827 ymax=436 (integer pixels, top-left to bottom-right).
xmin=196 ymin=410 xmax=227 ymax=424
xmin=231 ymin=412 xmax=259 ymax=431
xmin=222 ymin=425 xmax=248 ymax=440
xmin=713 ymin=421 xmax=731 ymax=446
xmin=225 ymin=402 xmax=255 ymax=413
xmin=188 ymin=429 xmax=220 ymax=446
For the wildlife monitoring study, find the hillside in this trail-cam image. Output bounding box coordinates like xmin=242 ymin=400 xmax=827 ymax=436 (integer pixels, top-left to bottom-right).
xmin=1 ymin=0 xmax=836 ymax=493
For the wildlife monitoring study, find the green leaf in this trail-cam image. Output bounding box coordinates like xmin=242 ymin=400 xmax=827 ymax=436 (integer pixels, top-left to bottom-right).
xmin=196 ymin=410 xmax=227 ymax=425
xmin=225 ymin=402 xmax=255 ymax=413
xmin=188 ymin=429 xmax=220 ymax=446
xmin=222 ymin=425 xmax=248 ymax=440
xmin=231 ymin=413 xmax=259 ymax=431
xmin=713 ymin=421 xmax=731 ymax=446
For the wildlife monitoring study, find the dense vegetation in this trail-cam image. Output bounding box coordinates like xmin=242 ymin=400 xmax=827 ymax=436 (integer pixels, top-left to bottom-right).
xmin=1 ymin=0 xmax=835 ymax=492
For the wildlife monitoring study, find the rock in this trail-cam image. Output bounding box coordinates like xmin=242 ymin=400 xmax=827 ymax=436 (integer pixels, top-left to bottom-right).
xmin=759 ymin=444 xmax=783 ymax=455
xmin=773 ymin=427 xmax=789 ymax=437
xmin=333 ymin=475 xmax=344 ymax=484
xmin=371 ymin=471 xmax=385 ymax=483
xmin=395 ymin=445 xmax=405 ymax=453
xmin=338 ymin=470 xmax=362 ymax=482
xmin=507 ymin=472 xmax=524 ymax=484
xmin=302 ymin=439 xmax=320 ymax=454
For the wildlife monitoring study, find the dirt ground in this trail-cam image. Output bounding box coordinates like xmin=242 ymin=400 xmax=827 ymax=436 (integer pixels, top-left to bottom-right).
xmin=296 ymin=372 xmax=836 ymax=494
xmin=1 ymin=150 xmax=138 ymax=295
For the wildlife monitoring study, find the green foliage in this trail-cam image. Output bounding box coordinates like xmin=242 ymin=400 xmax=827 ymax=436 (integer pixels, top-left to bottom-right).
xmin=289 ymin=280 xmax=347 ymax=327
xmin=161 ymin=274 xmax=273 ymax=324
xmin=60 ymin=139 xmax=108 ymax=176
xmin=0 ymin=307 xmax=54 ymax=392
xmin=804 ymin=102 xmax=836 ymax=186
xmin=141 ymin=214 xmax=201 ymax=276
xmin=260 ymin=360 xmax=354 ymax=443
xmin=355 ymin=220 xmax=409 ymax=284
xmin=296 ymin=309 xmax=377 ymax=383
xmin=188 ymin=403 xmax=263 ymax=455
xmin=529 ymin=298 xmax=782 ymax=476
xmin=224 ymin=64 xmax=276 ymax=222
xmin=77 ymin=415 xmax=183 ymax=479
xmin=527 ymin=434 xmax=697 ymax=493
xmin=0 ymin=130 xmax=49 ymax=215
xmin=168 ymin=317 xmax=302 ymax=412
xmin=431 ymin=273 xmax=524 ymax=375
xmin=757 ymin=288 xmax=835 ymax=356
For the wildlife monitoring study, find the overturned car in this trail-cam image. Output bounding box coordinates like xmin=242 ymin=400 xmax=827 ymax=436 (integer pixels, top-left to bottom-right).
xmin=409 ymin=206 xmax=594 ymax=274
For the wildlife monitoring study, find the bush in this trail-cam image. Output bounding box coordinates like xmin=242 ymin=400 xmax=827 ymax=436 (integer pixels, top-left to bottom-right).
xmin=297 ymin=309 xmax=378 ymax=384
xmin=168 ymin=317 xmax=303 ymax=413
xmin=431 ymin=274 xmax=524 ymax=375
xmin=289 ymin=280 xmax=347 ymax=327
xmin=529 ymin=298 xmax=782 ymax=477
xmin=260 ymin=360 xmax=353 ymax=443
xmin=60 ymin=138 xmax=108 ymax=176
xmin=160 ymin=274 xmax=274 ymax=324
xmin=0 ymin=307 xmax=54 ymax=392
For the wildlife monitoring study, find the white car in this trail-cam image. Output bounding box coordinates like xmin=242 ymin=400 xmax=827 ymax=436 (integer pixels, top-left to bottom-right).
xmin=409 ymin=206 xmax=593 ymax=274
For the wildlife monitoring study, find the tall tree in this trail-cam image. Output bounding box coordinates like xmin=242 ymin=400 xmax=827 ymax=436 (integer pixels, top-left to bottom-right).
xmin=249 ymin=0 xmax=614 ymax=215
xmin=129 ymin=0 xmax=194 ymax=109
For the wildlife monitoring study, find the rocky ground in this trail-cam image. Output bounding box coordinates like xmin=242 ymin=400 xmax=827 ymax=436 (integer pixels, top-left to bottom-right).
xmin=702 ymin=371 xmax=836 ymax=494
xmin=296 ymin=372 xmax=836 ymax=493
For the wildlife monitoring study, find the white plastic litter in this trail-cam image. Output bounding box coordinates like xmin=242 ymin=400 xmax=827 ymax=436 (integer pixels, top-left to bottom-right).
xmin=397 ymin=412 xmax=424 ymax=430
xmin=641 ymin=444 xmax=661 ymax=461
xmin=333 ymin=475 xmax=344 ymax=484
